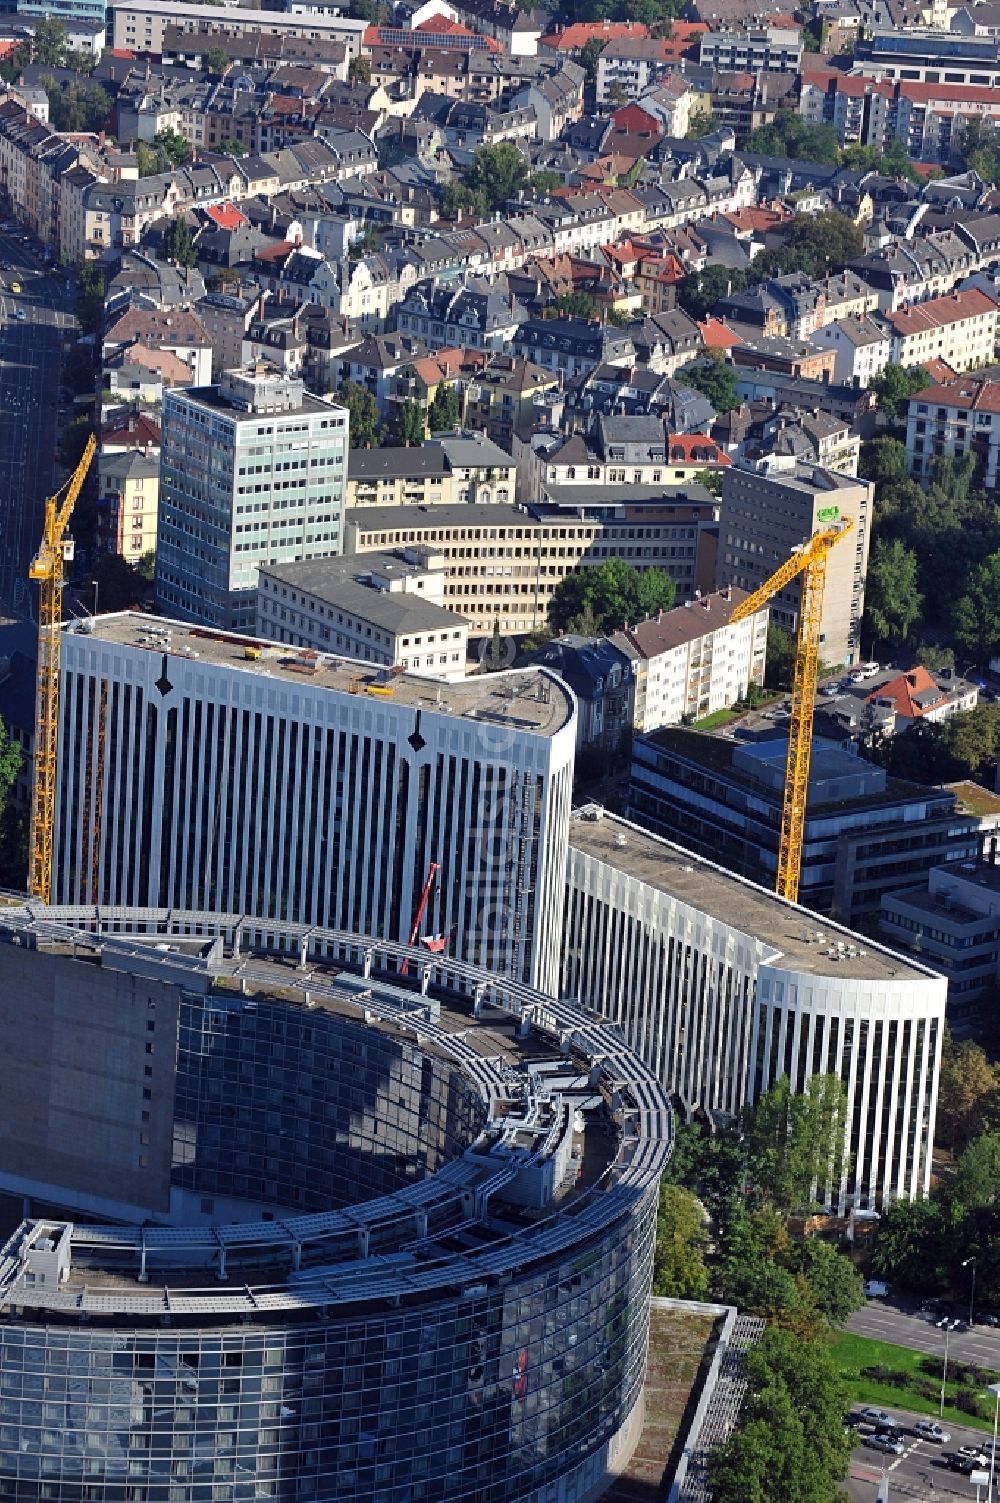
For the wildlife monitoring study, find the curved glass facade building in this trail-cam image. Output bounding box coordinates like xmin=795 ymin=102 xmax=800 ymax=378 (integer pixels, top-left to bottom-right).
xmin=0 ymin=905 xmax=670 ymax=1503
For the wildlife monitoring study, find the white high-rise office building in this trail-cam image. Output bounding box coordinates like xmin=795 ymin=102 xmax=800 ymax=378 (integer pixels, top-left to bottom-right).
xmin=155 ymin=366 xmax=349 ymax=633
xmin=53 ymin=614 xmax=576 ymax=992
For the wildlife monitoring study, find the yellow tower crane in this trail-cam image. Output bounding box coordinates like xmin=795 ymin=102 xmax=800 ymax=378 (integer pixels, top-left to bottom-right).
xmin=729 ymin=515 xmax=853 ymax=906
xmin=28 ymin=432 xmax=98 ymax=903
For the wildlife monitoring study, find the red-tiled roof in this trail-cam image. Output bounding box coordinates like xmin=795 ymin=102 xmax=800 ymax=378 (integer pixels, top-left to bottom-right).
xmin=611 ymin=103 xmax=661 ymax=134
xmin=865 ymin=666 xmax=947 ymax=720
xmin=0 ymin=39 xmax=21 ymax=58
xmin=910 ymin=375 xmax=1000 ymax=411
xmin=102 ymin=415 xmax=162 ymax=448
xmin=921 ymin=357 xmax=958 ymax=384
xmin=886 ymin=287 xmax=999 ymax=337
xmin=698 ymin=318 xmax=741 ymax=350
xmin=204 ymin=200 xmax=248 ymax=231
xmin=539 ymin=20 xmax=650 ymax=49
xmin=667 ymin=434 xmax=730 ymax=464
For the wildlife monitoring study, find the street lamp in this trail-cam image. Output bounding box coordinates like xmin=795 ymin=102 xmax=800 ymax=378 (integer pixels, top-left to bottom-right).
xmin=987 ymin=1381 xmax=1000 ymax=1503
xmin=963 ymin=1255 xmax=978 ymax=1328
xmin=940 ymin=1320 xmax=951 ymax=1418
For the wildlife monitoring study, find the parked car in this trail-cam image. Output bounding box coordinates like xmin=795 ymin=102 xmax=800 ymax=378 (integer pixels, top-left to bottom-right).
xmin=947 ymin=1453 xmax=983 ymax=1475
xmin=864 ymin=1435 xmax=905 ymax=1456
xmin=852 ymin=662 xmax=880 ymax=680
xmin=913 ymin=1421 xmax=950 ymax=1443
xmin=864 ymin=1280 xmax=889 ymax=1298
xmin=857 ymin=1408 xmax=894 ymax=1426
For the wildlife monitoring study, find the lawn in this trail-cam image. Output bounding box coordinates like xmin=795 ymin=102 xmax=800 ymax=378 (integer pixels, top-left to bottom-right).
xmin=694 ymin=708 xmax=742 ymax=729
xmin=830 ymin=1331 xmax=996 ymax=1433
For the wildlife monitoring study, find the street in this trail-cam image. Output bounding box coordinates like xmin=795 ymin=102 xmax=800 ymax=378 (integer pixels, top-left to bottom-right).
xmin=847 ymin=1301 xmax=1000 ymax=1372
xmin=848 ymin=1408 xmax=1000 ymax=1502
xmin=0 ymin=224 xmax=77 ymax=617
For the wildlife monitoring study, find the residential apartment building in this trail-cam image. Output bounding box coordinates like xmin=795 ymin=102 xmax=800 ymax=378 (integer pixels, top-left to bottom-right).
xmin=716 ymin=462 xmax=872 ymax=669
xmin=564 ymin=805 xmax=946 ymax=1210
xmin=905 ymin=374 xmax=1000 ymax=488
xmin=699 ymin=27 xmax=803 ymax=73
xmin=885 ymin=288 xmax=999 ymax=373
xmin=155 ymin=366 xmax=350 ymax=633
xmin=52 ymin=615 xmax=574 ymax=993
xmin=628 ymin=727 xmax=983 ymax=926
xmin=810 ymin=314 xmax=892 ymax=389
xmin=97 ymin=450 xmax=160 ymax=562
xmin=256 ymin=552 xmax=470 ymax=681
xmin=610 ymin=586 xmax=768 ymax=731
xmin=108 ymin=0 xmax=368 ymax=58
xmin=347 ymin=436 xmax=516 ymax=509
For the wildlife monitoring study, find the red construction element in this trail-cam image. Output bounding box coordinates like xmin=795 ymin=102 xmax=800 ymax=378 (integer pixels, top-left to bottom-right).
xmin=401 ymin=861 xmax=440 ymax=975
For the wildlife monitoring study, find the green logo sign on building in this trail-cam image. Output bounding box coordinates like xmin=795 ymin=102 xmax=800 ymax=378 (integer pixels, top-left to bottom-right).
xmin=817 ymin=505 xmax=841 ymax=523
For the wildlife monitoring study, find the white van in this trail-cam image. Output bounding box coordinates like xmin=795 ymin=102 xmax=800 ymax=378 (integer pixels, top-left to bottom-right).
xmin=852 ymin=662 xmax=880 ymax=681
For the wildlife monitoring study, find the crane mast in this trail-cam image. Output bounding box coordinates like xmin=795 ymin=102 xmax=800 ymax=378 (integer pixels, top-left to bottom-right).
xmin=28 ymin=433 xmax=98 ymax=903
xmin=730 ymin=517 xmax=852 ymax=905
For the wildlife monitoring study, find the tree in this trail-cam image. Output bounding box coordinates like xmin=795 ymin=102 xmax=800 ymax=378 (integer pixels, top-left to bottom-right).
xmin=0 ymin=718 xmax=23 ymax=891
xmin=217 ymin=138 xmax=247 ymax=158
xmin=937 ymin=1035 xmax=999 ymax=1153
xmin=870 ymin=362 xmax=930 ymax=421
xmin=579 ymin=37 xmax=605 ymax=82
xmin=953 ymin=1133 xmax=1000 ymax=1209
xmin=63 ymin=341 xmax=95 ymax=396
xmin=556 ymin=290 xmax=597 ymax=320
xmin=463 ymin=143 xmax=529 ymax=212
xmin=32 ymin=16 xmax=67 ymax=64
xmin=677 ymin=264 xmax=746 ymax=321
xmin=548 ymin=559 xmax=676 ymax=635
xmin=0 ymin=42 xmax=28 ymax=84
xmin=59 ymin=415 xmax=92 ymax=471
xmin=428 ymin=383 xmax=460 ymax=433
xmin=686 ymin=108 xmax=719 ymax=139
xmin=337 ymin=379 xmax=380 ymax=448
xmin=765 ymin=624 xmax=795 ymax=689
xmin=164 ymin=216 xmax=198 ymax=268
xmin=394 ymin=399 xmax=425 ymax=446
xmin=954 ymin=118 xmax=1000 ymax=183
xmin=744 ymin=114 xmax=841 ymax=166
xmin=676 ymin=353 xmax=737 ymax=415
xmin=787 ymin=1239 xmax=864 ymax=1324
xmin=528 ymin=169 xmax=562 ymax=194
xmin=40 ymin=76 xmax=113 ymax=134
xmin=869 ymin=1196 xmax=957 ymax=1290
xmin=746 ymin=1074 xmax=849 ymax=1213
xmin=652 ymin=1183 xmax=709 ymax=1298
xmin=136 ymin=141 xmax=163 ymax=178
xmin=439 ymin=181 xmax=477 ymax=220
xmin=75 ymin=260 xmax=105 ymax=336
xmin=154 ymin=127 xmax=192 ymax=168
xmin=864 ymin=537 xmax=922 ymax=647
xmin=202 ymin=45 xmax=231 ymax=73
xmin=777 ymin=210 xmax=863 ymax=277
xmin=348 ymin=54 xmax=372 ymax=84
xmin=952 ymin=552 xmax=1000 ymax=662
xmin=859 ymin=436 xmax=907 ymax=486
xmin=137 ymin=551 xmax=156 ymax=583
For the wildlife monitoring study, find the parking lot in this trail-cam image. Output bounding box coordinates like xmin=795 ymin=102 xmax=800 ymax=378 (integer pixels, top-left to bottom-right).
xmin=848 ymin=1408 xmax=1000 ymax=1501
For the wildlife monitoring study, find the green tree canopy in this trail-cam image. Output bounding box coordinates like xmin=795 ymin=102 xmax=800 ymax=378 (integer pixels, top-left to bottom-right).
xmin=337 ymin=379 xmax=380 ymax=448
xmin=678 ymin=263 xmax=746 ymax=321
xmin=870 ymin=362 xmax=930 ymax=421
xmin=529 ymin=169 xmax=562 ymax=194
xmin=869 ymin=1197 xmax=957 ymax=1290
xmin=710 ymin=1330 xmax=850 ymax=1503
xmin=859 ymin=436 xmax=908 ymax=486
xmin=201 ymin=45 xmax=231 ymax=73
xmin=786 ymin=1239 xmax=864 ymax=1324
xmin=0 ymin=718 xmax=24 ymax=890
xmin=952 ymin=551 xmax=1000 ymax=661
xmin=686 ymin=108 xmax=719 ymax=140
xmin=39 ymin=75 xmax=112 ymax=133
xmin=676 ymin=352 xmax=737 ymax=414
xmin=556 ymin=290 xmax=597 ymax=320
xmin=155 ymin=127 xmax=192 ymax=167
xmin=864 ymin=537 xmax=923 ymax=648
xmin=746 ymin=1074 xmax=850 ymax=1214
xmin=428 ymin=383 xmax=460 ymax=433
xmin=744 ymin=114 xmax=841 ymax=165
xmin=652 ymin=1183 xmax=709 ymax=1298
xmin=953 ymin=1133 xmax=1000 ymax=1209
xmin=217 ymin=137 xmax=247 ymax=157
xmin=75 ymin=261 xmax=105 ymax=336
xmin=394 ymin=399 xmax=425 ymax=446
xmin=937 ymin=1034 xmax=999 ymax=1153
xmin=348 ymin=54 xmax=372 ymax=84
xmin=164 ymin=216 xmax=198 ymax=268
xmin=462 ymin=143 xmax=529 ymax=212
xmin=32 ymin=16 xmax=68 ymax=64
xmin=765 ymin=624 xmax=795 ymax=689
xmin=548 ymin=558 xmax=676 ymax=635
